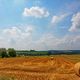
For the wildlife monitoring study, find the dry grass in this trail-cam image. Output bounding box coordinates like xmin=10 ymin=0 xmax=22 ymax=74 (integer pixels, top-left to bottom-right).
xmin=0 ymin=55 xmax=80 ymax=80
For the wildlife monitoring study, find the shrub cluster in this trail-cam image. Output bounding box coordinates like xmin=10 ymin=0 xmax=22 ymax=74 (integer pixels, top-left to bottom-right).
xmin=0 ymin=48 xmax=16 ymax=58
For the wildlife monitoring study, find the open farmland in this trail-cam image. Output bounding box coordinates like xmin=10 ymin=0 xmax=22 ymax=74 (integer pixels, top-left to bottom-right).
xmin=0 ymin=55 xmax=80 ymax=80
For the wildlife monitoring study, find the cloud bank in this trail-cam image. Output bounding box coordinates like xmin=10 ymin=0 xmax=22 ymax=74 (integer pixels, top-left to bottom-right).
xmin=0 ymin=25 xmax=80 ymax=50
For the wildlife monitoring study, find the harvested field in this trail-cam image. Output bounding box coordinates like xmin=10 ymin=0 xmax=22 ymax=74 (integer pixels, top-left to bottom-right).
xmin=0 ymin=55 xmax=80 ymax=80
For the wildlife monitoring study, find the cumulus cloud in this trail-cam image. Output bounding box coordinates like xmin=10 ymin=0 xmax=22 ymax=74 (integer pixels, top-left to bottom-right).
xmin=23 ymin=6 xmax=49 ymax=18
xmin=69 ymin=12 xmax=80 ymax=32
xmin=51 ymin=14 xmax=69 ymax=25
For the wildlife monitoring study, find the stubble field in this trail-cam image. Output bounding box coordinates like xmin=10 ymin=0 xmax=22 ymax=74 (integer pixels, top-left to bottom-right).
xmin=0 ymin=55 xmax=80 ymax=80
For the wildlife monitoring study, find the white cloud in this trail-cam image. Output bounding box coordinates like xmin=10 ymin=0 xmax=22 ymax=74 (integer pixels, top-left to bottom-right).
xmin=51 ymin=14 xmax=68 ymax=25
xmin=58 ymin=34 xmax=80 ymax=50
xmin=33 ymin=33 xmax=80 ymax=50
xmin=3 ymin=27 xmax=21 ymax=38
xmin=0 ymin=26 xmax=80 ymax=50
xmin=3 ymin=26 xmax=33 ymax=39
xmin=0 ymin=25 xmax=34 ymax=49
xmin=69 ymin=12 xmax=80 ymax=32
xmin=23 ymin=6 xmax=49 ymax=18
xmin=34 ymin=34 xmax=60 ymax=50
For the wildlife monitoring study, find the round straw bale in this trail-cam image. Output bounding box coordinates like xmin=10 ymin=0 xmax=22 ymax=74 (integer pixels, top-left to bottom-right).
xmin=74 ymin=62 xmax=80 ymax=76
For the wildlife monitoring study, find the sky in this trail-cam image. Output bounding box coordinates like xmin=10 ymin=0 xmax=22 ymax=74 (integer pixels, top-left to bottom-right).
xmin=0 ymin=0 xmax=80 ymax=50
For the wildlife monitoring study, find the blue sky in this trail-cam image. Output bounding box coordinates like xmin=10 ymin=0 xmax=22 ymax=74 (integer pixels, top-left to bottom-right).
xmin=0 ymin=0 xmax=80 ymax=50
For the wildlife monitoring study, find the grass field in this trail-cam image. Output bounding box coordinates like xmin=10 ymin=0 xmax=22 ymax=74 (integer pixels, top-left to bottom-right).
xmin=0 ymin=55 xmax=80 ymax=80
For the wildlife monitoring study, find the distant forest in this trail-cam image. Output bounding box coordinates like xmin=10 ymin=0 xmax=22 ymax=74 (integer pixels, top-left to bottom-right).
xmin=16 ymin=50 xmax=80 ymax=56
xmin=0 ymin=48 xmax=80 ymax=58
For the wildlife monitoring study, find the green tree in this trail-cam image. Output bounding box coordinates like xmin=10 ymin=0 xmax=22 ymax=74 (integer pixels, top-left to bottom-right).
xmin=0 ymin=48 xmax=8 ymax=58
xmin=30 ymin=50 xmax=36 ymax=52
xmin=8 ymin=48 xmax=16 ymax=57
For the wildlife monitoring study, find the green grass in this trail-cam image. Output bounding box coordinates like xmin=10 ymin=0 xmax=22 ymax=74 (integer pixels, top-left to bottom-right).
xmin=0 ymin=76 xmax=16 ymax=80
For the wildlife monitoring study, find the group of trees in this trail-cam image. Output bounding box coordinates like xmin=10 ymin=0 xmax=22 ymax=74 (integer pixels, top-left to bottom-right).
xmin=0 ymin=48 xmax=16 ymax=58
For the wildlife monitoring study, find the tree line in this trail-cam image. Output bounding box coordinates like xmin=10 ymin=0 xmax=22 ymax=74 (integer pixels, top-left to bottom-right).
xmin=0 ymin=48 xmax=16 ymax=58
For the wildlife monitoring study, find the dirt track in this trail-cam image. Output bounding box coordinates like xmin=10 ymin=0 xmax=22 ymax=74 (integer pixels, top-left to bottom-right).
xmin=0 ymin=56 xmax=80 ymax=80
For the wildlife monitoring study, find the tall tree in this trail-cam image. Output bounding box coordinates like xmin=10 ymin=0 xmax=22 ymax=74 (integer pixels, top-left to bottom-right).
xmin=0 ymin=48 xmax=8 ymax=58
xmin=8 ymin=48 xmax=16 ymax=57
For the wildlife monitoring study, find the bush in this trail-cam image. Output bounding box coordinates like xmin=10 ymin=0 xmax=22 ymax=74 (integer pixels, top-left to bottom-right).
xmin=8 ymin=48 xmax=16 ymax=57
xmin=0 ymin=48 xmax=8 ymax=58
